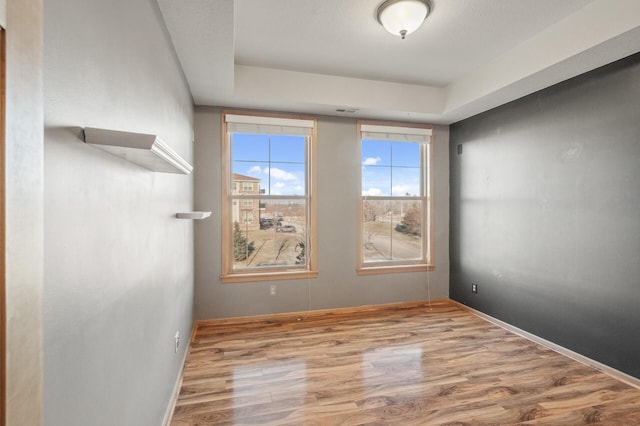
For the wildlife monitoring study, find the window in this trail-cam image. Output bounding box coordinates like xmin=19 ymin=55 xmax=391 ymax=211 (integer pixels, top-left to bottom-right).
xmin=222 ymin=111 xmax=317 ymax=283
xmin=357 ymin=121 xmax=433 ymax=274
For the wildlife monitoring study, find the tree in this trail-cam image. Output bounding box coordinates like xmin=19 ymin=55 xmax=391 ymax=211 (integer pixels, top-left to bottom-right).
xmin=363 ymin=201 xmax=379 ymax=222
xmin=295 ymin=241 xmax=306 ymax=265
xmin=400 ymin=204 xmax=421 ymax=236
xmin=233 ymin=221 xmax=254 ymax=261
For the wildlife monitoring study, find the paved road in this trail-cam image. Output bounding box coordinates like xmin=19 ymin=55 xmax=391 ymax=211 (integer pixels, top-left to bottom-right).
xmin=367 ymin=234 xmax=421 ymax=260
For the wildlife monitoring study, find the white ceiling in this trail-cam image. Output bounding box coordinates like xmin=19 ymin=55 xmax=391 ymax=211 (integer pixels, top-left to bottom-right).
xmin=158 ymin=0 xmax=640 ymax=124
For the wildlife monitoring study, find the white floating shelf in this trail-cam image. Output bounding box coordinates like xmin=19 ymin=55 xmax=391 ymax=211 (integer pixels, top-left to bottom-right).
xmin=176 ymin=211 xmax=211 ymax=220
xmin=83 ymin=127 xmax=193 ymax=174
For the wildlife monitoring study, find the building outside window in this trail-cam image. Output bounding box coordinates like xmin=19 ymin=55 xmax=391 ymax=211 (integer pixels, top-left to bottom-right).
xmin=232 ymin=173 xmax=261 ymax=230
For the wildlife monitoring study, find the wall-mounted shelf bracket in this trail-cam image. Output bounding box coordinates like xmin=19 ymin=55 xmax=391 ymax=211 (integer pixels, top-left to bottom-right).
xmin=176 ymin=211 xmax=211 ymax=220
xmin=83 ymin=127 xmax=193 ymax=174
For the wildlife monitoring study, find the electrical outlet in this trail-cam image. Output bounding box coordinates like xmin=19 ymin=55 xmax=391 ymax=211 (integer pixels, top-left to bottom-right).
xmin=270 ymin=285 xmax=277 ymax=296
xmin=174 ymin=331 xmax=180 ymax=353
xmin=472 ymin=283 xmax=478 ymax=294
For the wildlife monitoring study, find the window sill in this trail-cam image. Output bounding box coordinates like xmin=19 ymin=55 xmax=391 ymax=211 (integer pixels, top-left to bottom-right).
xmin=221 ymin=269 xmax=318 ymax=284
xmin=357 ymin=264 xmax=434 ymax=276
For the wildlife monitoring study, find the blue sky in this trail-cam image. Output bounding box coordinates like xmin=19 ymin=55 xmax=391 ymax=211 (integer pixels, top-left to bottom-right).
xmin=232 ymin=134 xmax=421 ymax=197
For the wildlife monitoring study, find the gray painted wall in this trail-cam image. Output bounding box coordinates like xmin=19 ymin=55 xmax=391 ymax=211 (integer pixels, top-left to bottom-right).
xmin=194 ymin=107 xmax=449 ymax=320
xmin=450 ymin=53 xmax=640 ymax=379
xmin=43 ymin=0 xmax=194 ymax=425
xmin=5 ymin=0 xmax=44 ymax=424
xmin=0 ymin=0 xmax=5 ymax=27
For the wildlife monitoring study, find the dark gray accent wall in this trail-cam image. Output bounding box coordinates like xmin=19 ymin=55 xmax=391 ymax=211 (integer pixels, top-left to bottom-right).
xmin=450 ymin=53 xmax=640 ymax=379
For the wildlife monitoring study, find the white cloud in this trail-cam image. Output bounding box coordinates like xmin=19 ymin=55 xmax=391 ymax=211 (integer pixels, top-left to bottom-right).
xmin=242 ymin=165 xmax=303 ymax=195
xmin=265 ymin=167 xmax=297 ymax=181
xmin=362 ymin=157 xmax=382 ymax=166
xmin=247 ymin=165 xmax=262 ymax=175
xmin=362 ymin=188 xmax=382 ymax=196
xmin=392 ymin=185 xmax=416 ymax=196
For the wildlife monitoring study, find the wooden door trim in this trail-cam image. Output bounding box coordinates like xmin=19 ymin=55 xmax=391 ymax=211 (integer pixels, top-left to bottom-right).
xmin=1 ymin=27 xmax=6 ymax=426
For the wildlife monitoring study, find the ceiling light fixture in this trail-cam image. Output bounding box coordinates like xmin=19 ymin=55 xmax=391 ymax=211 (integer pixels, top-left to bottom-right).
xmin=376 ymin=0 xmax=431 ymax=40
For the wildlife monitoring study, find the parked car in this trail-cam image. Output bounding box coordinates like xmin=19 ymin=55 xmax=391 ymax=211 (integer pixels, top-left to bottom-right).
xmin=276 ymin=225 xmax=296 ymax=233
xmin=260 ymin=218 xmax=274 ymax=229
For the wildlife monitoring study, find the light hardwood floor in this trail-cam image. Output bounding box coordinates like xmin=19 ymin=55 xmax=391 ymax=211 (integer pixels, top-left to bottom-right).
xmin=170 ymin=301 xmax=640 ymax=425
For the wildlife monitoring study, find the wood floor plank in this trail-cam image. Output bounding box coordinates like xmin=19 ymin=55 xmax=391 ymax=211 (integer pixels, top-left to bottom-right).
xmin=170 ymin=301 xmax=640 ymax=425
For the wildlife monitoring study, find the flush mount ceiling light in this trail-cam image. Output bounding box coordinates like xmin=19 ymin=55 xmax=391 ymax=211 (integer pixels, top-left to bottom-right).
xmin=376 ymin=0 xmax=431 ymax=39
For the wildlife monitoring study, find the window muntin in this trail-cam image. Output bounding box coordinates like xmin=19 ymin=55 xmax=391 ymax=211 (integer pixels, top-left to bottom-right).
xmin=358 ymin=121 xmax=433 ymax=274
xmin=232 ymin=199 xmax=307 ymax=271
xmin=222 ymin=111 xmax=317 ymax=282
xmin=362 ymin=141 xmax=421 ymax=197
xmin=232 ymin=134 xmax=306 ymax=196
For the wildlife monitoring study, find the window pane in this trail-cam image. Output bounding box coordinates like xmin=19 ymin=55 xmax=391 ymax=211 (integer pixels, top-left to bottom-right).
xmin=391 ymin=142 xmax=420 ymax=167
xmin=391 ymin=166 xmax=421 ymax=196
xmin=232 ymin=160 xmax=266 ymax=192
xmin=362 ymin=165 xmax=391 ymax=196
xmin=232 ymin=133 xmax=269 ymax=161
xmin=267 ymin=162 xmax=305 ymax=195
xmin=232 ymin=199 xmax=308 ymax=270
xmin=362 ymin=141 xmax=423 ymax=198
xmin=270 ymin=135 xmax=305 ymax=163
xmin=362 ymin=140 xmax=391 ymax=166
xmin=232 ymin=134 xmax=306 ymax=196
xmin=231 ymin=171 xmax=262 ymax=195
xmin=362 ymin=200 xmax=423 ymax=263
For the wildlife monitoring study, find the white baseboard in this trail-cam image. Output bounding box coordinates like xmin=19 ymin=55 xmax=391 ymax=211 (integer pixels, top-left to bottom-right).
xmin=450 ymin=299 xmax=640 ymax=390
xmin=162 ymin=329 xmax=191 ymax=426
